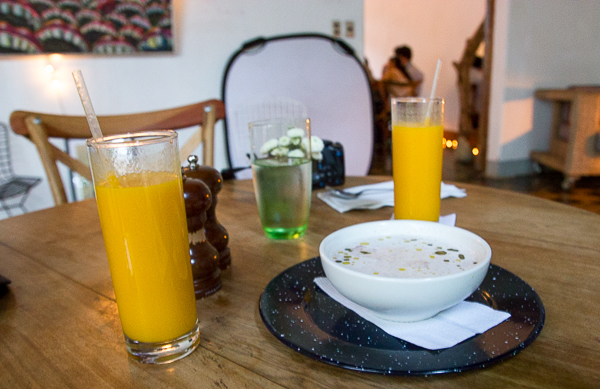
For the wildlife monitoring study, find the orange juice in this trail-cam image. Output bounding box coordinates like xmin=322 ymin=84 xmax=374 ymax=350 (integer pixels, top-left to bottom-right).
xmin=95 ymin=171 xmax=197 ymax=343
xmin=392 ymin=124 xmax=444 ymax=221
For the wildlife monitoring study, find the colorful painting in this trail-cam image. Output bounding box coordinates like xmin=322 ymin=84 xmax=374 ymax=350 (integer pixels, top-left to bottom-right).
xmin=0 ymin=0 xmax=172 ymax=54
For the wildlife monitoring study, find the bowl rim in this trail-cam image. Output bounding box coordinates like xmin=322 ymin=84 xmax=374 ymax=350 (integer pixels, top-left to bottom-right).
xmin=319 ymin=220 xmax=492 ymax=283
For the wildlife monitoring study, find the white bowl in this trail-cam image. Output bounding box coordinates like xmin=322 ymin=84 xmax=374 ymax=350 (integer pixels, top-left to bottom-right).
xmin=319 ymin=220 xmax=491 ymax=322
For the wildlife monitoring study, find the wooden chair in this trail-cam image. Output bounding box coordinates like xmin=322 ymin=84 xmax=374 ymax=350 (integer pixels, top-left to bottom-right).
xmin=10 ymin=99 xmax=225 ymax=206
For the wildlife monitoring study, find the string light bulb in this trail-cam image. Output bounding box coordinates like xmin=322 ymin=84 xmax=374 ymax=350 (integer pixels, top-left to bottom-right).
xmin=51 ymin=79 xmax=61 ymax=88
xmin=472 ymin=148 xmax=480 ymax=156
xmin=45 ymin=64 xmax=55 ymax=73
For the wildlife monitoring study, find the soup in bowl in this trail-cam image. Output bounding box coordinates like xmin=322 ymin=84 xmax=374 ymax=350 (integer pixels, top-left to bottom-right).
xmin=319 ymin=220 xmax=492 ymax=322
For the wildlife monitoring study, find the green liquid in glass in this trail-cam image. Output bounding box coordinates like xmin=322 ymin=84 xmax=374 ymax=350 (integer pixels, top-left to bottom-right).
xmin=251 ymin=158 xmax=312 ymax=240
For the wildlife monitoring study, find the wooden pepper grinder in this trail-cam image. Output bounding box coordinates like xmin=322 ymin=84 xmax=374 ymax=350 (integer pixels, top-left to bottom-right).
xmin=182 ymin=155 xmax=231 ymax=270
xmin=182 ymin=175 xmax=221 ymax=299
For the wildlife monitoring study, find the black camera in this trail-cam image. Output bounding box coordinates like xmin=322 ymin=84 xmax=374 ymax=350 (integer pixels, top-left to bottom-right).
xmin=312 ymin=140 xmax=345 ymax=189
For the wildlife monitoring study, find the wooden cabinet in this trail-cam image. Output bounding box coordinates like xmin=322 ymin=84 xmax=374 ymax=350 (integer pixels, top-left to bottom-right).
xmin=531 ymin=86 xmax=600 ymax=189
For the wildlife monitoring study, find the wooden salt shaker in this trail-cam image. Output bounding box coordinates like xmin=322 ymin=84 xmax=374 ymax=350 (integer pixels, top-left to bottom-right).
xmin=182 ymin=155 xmax=231 ymax=270
xmin=182 ymin=175 xmax=221 ymax=299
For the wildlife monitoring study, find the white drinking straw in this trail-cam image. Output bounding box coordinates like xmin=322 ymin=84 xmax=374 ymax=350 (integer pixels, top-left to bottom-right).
xmin=72 ymin=70 xmax=103 ymax=140
xmin=429 ymin=59 xmax=442 ymax=100
xmin=425 ymin=59 xmax=442 ymax=121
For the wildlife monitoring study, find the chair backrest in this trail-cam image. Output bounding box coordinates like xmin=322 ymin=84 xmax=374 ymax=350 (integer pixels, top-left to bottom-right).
xmin=10 ymin=99 xmax=225 ymax=206
xmin=231 ymin=96 xmax=308 ymax=136
xmin=227 ymin=96 xmax=308 ymax=179
xmin=222 ymin=33 xmax=374 ymax=176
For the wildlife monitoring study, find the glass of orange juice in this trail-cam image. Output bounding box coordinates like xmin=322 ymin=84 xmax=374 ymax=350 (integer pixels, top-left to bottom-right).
xmin=391 ymin=98 xmax=444 ymax=221
xmin=87 ymin=131 xmax=199 ymax=364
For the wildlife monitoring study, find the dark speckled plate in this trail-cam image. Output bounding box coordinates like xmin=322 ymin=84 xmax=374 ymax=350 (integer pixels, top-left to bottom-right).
xmin=259 ymin=257 xmax=544 ymax=376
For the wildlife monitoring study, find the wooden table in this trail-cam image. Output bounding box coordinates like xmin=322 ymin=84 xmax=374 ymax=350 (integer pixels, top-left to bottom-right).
xmin=1 ymin=177 xmax=599 ymax=388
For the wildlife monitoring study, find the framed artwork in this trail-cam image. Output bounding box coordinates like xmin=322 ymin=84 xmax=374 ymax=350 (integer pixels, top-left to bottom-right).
xmin=0 ymin=0 xmax=172 ymax=54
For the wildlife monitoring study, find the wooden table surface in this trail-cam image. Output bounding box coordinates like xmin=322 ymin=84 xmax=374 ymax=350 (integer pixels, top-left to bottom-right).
xmin=1 ymin=176 xmax=599 ymax=388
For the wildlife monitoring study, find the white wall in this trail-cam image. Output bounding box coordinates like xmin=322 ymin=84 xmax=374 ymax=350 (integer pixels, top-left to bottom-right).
xmin=487 ymin=0 xmax=600 ymax=177
xmin=364 ymin=0 xmax=486 ymax=132
xmin=0 ymin=0 xmax=363 ymax=216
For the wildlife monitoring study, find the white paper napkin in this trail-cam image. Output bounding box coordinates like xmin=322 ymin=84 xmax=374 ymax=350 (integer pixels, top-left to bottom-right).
xmin=317 ymin=181 xmax=467 ymax=213
xmin=314 ymin=277 xmax=511 ymax=350
xmin=437 ymin=213 xmax=456 ymax=226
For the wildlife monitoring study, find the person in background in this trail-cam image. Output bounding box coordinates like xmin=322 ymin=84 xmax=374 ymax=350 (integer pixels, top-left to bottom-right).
xmin=394 ymin=45 xmax=424 ymax=96
xmin=381 ymin=54 xmax=414 ymax=98
xmin=381 ymin=45 xmax=424 ymax=98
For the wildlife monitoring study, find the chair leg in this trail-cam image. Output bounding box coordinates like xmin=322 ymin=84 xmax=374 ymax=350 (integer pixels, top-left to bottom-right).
xmin=0 ymin=201 xmax=12 ymax=217
xmin=18 ymin=193 xmax=31 ymax=214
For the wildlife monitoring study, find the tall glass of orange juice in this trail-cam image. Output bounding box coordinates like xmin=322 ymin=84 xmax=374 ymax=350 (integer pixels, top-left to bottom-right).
xmin=87 ymin=131 xmax=199 ymax=364
xmin=391 ymin=98 xmax=444 ymax=221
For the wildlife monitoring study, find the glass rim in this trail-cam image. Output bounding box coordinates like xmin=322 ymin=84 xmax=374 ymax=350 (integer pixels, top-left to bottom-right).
xmin=391 ymin=97 xmax=444 ymax=104
xmin=86 ymin=130 xmax=177 ymax=149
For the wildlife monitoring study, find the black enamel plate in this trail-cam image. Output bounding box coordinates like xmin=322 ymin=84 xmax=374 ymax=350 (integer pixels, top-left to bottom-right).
xmin=259 ymin=257 xmax=544 ymax=376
